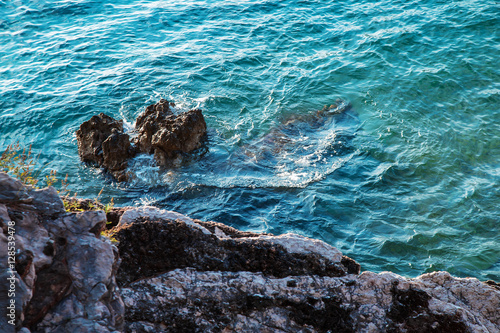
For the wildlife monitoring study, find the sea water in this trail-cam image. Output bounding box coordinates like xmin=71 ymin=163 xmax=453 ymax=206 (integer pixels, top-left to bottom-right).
xmin=0 ymin=0 xmax=499 ymax=281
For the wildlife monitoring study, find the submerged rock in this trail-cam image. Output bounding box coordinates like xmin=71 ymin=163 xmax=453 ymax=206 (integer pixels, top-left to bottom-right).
xmin=240 ymin=99 xmax=354 ymax=162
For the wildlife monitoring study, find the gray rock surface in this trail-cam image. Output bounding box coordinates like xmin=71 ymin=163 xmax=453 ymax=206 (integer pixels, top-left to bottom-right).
xmin=121 ymin=269 xmax=500 ymax=333
xmin=112 ymin=207 xmax=499 ymax=333
xmin=0 ymin=173 xmax=123 ymax=333
xmin=1 ymin=173 xmax=499 ymax=333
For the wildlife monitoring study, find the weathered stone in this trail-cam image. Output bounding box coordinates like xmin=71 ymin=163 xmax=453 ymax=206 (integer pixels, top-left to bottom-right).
xmin=134 ymin=101 xmax=207 ymax=166
xmin=133 ymin=99 xmax=174 ymax=154
xmin=76 ymin=100 xmax=207 ymax=180
xmin=63 ymin=197 xmax=105 ymax=212
xmin=109 ymin=207 xmax=356 ymax=286
xmin=0 ymin=266 xmax=30 ymax=331
xmin=9 ymin=209 xmax=52 ymax=271
xmin=117 ymin=206 xmax=208 ymax=232
xmin=105 ymin=206 xmax=128 ymax=229
xmin=109 ymin=207 xmax=499 ymax=332
xmin=28 ymin=186 xmax=65 ymax=216
xmin=196 ymin=219 xmax=273 ymax=238
xmin=102 ymin=130 xmax=132 ymax=181
xmin=15 ymin=250 xmax=34 ymax=280
xmin=485 ymin=280 xmax=500 ymax=291
xmin=121 ymin=269 xmax=500 ymax=332
xmin=75 ymin=113 xmax=136 ymax=181
xmin=22 ymin=250 xmax=72 ymax=329
xmin=0 ymin=173 xmax=31 ymax=204
xmin=0 ymin=173 xmax=124 ymax=332
xmin=76 ymin=113 xmax=124 ymax=166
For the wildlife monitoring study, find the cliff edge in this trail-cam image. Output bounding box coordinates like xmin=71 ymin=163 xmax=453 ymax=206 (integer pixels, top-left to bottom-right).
xmin=0 ymin=173 xmax=498 ymax=332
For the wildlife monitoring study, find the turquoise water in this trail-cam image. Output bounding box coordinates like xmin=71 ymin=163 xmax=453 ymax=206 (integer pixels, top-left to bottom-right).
xmin=1 ymin=0 xmax=499 ymax=281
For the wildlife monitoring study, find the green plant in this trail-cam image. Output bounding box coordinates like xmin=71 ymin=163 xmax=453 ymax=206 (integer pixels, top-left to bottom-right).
xmin=0 ymin=143 xmax=39 ymax=187
xmin=1 ymin=142 xmax=114 ymax=216
xmin=104 ymin=197 xmax=115 ymax=215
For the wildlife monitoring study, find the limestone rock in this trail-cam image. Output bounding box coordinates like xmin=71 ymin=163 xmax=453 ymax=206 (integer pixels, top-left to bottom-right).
xmin=0 ymin=172 xmax=123 ymax=332
xmin=0 ymin=172 xmax=31 ymax=203
xmin=109 ymin=208 xmax=356 ymax=287
xmin=108 ymin=207 xmax=499 ymax=332
xmin=121 ymin=269 xmax=500 ymax=332
xmin=1 ymin=171 xmax=499 ymax=332
xmin=28 ymin=186 xmax=65 ymax=216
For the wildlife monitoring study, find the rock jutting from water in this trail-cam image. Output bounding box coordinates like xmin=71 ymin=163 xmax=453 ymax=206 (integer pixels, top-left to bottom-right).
xmin=75 ymin=113 xmax=134 ymax=181
xmin=133 ymin=100 xmax=207 ymax=166
xmin=75 ymin=99 xmax=207 ymax=181
xmin=1 ymin=172 xmax=499 ymax=332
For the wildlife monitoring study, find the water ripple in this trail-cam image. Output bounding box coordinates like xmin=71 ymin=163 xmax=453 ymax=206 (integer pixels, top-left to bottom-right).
xmin=0 ymin=0 xmax=499 ymax=280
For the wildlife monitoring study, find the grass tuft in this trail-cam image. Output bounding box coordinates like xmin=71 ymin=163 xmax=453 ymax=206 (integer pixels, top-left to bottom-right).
xmin=1 ymin=142 xmax=114 ymax=215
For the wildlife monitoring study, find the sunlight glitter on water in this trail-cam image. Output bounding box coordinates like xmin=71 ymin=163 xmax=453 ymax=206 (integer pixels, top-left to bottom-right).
xmin=0 ymin=0 xmax=498 ymax=280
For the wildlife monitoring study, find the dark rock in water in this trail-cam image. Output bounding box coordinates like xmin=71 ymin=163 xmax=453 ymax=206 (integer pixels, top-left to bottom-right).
xmin=102 ymin=130 xmax=132 ymax=182
xmin=133 ymin=99 xmax=174 ymax=155
xmin=134 ymin=100 xmax=207 ymax=166
xmin=76 ymin=113 xmax=124 ymax=166
xmin=76 ymin=113 xmax=135 ymax=181
xmin=76 ymin=99 xmax=207 ymax=180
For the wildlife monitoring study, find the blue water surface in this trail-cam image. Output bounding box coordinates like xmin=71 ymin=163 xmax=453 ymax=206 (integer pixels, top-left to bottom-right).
xmin=1 ymin=0 xmax=499 ymax=280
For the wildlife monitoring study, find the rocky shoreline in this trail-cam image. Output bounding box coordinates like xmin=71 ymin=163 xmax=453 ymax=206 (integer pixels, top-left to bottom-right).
xmin=1 ymin=172 xmax=499 ymax=332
